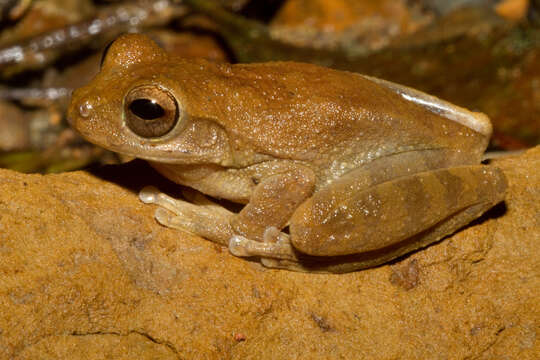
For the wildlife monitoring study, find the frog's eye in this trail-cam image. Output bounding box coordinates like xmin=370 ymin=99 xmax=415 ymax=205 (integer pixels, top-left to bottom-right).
xmin=124 ymin=86 xmax=179 ymax=138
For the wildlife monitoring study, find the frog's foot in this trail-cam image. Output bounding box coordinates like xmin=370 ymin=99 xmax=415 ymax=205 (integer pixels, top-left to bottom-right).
xmin=229 ymin=229 xmax=331 ymax=272
xmin=139 ymin=186 xmax=233 ymax=245
xmin=229 ymin=226 xmax=300 ymax=262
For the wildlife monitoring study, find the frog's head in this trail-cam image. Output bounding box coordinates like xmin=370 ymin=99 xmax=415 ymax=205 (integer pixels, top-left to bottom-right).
xmin=68 ymin=34 xmax=233 ymax=165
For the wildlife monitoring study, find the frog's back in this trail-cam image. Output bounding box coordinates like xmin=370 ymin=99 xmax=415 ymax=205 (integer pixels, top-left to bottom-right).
xmin=173 ymin=60 xmax=490 ymax=163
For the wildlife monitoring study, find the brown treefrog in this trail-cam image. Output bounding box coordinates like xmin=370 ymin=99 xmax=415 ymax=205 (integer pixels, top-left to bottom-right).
xmin=68 ymin=34 xmax=507 ymax=273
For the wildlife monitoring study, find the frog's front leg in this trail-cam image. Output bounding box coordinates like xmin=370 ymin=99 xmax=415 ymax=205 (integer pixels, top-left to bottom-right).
xmin=220 ymin=166 xmax=316 ymax=267
xmin=139 ymin=165 xmax=316 ymax=258
xmin=225 ymin=166 xmax=316 ymax=261
xmin=230 ymin=166 xmax=316 ymax=242
xmin=139 ymin=186 xmax=235 ymax=246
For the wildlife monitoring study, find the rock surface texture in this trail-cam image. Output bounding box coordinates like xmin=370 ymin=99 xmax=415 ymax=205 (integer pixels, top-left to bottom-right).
xmin=0 ymin=147 xmax=538 ymax=359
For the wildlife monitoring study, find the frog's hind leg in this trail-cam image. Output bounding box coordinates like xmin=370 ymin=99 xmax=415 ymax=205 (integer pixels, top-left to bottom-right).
xmin=230 ymin=187 xmax=504 ymax=274
xmin=287 ymin=165 xmax=507 ymax=270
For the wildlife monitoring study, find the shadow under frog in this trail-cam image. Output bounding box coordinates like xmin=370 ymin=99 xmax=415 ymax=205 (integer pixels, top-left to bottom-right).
xmin=69 ymin=34 xmax=507 ymax=273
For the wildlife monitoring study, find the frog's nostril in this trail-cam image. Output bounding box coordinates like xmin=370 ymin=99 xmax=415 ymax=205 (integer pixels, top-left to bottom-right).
xmin=79 ymin=100 xmax=94 ymax=118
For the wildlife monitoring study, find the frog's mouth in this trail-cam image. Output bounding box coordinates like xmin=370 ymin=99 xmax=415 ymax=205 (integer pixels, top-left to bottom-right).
xmin=136 ymin=152 xmax=209 ymax=164
xmin=361 ymin=75 xmax=492 ymax=137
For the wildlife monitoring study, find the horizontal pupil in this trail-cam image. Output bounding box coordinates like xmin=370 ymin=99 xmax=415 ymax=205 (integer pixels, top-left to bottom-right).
xmin=129 ymin=98 xmax=165 ymax=120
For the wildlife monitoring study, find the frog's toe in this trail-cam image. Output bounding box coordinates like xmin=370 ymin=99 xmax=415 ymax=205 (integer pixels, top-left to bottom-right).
xmin=229 ymin=235 xmax=253 ymax=257
xmin=228 ymin=231 xmax=298 ymax=261
xmin=139 ymin=185 xmax=193 ymax=215
xmin=154 ymin=207 xmax=174 ymax=226
xmin=139 ymin=185 xmax=160 ymax=204
xmin=154 ymin=207 xmax=193 ymax=232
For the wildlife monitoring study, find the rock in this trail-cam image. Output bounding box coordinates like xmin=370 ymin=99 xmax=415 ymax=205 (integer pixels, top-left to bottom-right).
xmin=270 ymin=0 xmax=430 ymax=51
xmin=495 ymin=0 xmax=529 ymax=21
xmin=0 ymin=147 xmax=538 ymax=359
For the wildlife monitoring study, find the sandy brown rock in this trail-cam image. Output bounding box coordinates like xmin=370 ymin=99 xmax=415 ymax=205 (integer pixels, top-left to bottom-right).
xmin=270 ymin=0 xmax=429 ymax=51
xmin=0 ymin=147 xmax=539 ymax=359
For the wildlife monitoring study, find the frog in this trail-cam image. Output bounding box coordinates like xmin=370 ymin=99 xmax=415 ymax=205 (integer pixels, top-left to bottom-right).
xmin=68 ymin=34 xmax=507 ymax=273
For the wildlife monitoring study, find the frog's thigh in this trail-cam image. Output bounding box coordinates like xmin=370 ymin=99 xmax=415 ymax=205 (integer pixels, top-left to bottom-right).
xmin=290 ymin=165 xmax=507 ymax=257
xmin=140 ymin=186 xmax=234 ymax=246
